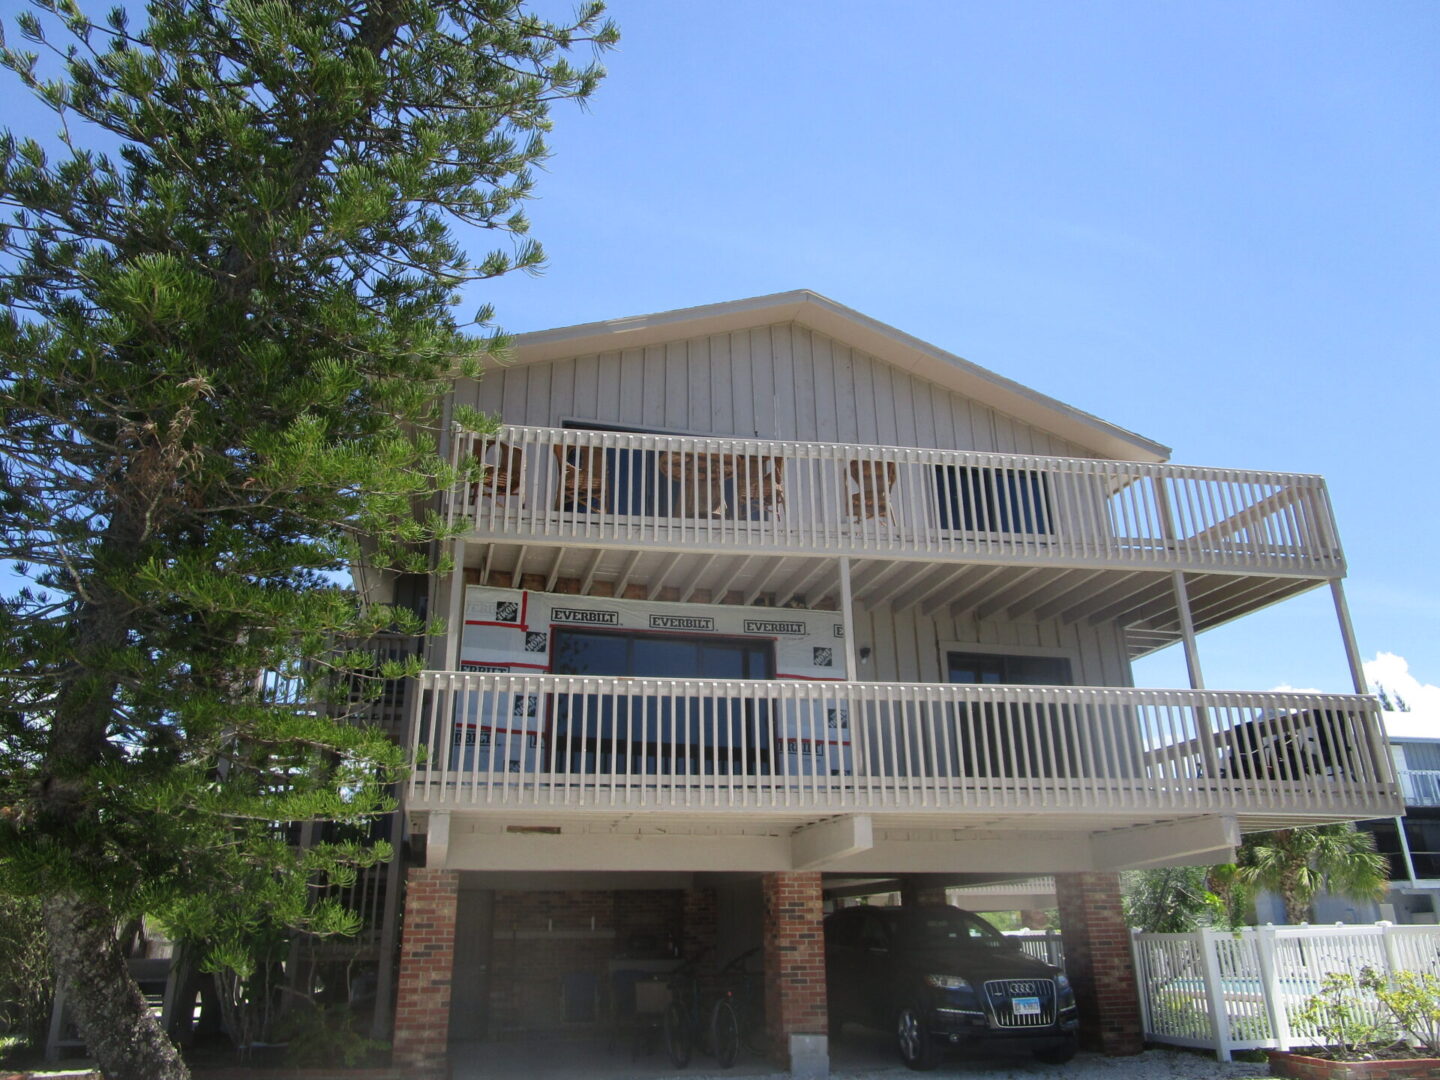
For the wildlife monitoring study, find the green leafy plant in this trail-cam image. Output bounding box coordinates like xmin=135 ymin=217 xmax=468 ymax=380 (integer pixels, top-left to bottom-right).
xmin=280 ymin=1003 xmax=388 ymax=1069
xmin=0 ymin=893 xmax=50 ymax=1049
xmin=1359 ymin=967 xmax=1440 ymax=1054
xmin=1294 ymin=971 xmax=1397 ymax=1061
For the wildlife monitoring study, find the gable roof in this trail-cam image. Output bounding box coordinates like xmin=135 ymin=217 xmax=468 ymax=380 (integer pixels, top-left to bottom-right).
xmin=510 ymin=290 xmax=1170 ymax=462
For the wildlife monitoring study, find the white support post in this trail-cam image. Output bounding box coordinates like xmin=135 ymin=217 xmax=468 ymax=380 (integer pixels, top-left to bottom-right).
xmin=1130 ymin=928 xmax=1153 ymax=1042
xmin=1330 ymin=579 xmax=1369 ymax=694
xmin=1330 ymin=578 xmax=1395 ymax=787
xmin=1172 ymin=570 xmax=1205 ymax=690
xmin=1395 ymin=815 xmax=1419 ymax=886
xmin=427 ymin=810 xmax=451 ymax=869
xmin=444 ymin=538 xmax=466 ymax=672
xmin=1380 ymin=921 xmax=1403 ymax=982
xmin=1254 ymin=925 xmax=1291 ymax=1052
xmin=838 ymin=557 xmax=859 ymax=679
xmin=1198 ymin=928 xmax=1232 ymax=1062
xmin=1171 ymin=570 xmax=1219 ymax=777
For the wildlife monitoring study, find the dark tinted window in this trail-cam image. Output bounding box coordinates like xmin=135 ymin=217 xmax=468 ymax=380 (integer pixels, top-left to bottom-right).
xmin=824 ymin=912 xmax=862 ymax=948
xmin=893 ymin=909 xmax=1007 ymax=949
xmin=947 ymin=651 xmax=1072 ymax=686
xmin=935 ymin=466 xmax=1051 ymax=534
xmin=552 ymin=629 xmax=773 ymax=680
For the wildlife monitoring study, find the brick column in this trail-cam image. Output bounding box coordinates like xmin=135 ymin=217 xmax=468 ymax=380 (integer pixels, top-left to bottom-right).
xmin=392 ymin=868 xmax=459 ymax=1075
xmin=762 ymin=871 xmax=828 ymax=1069
xmin=682 ymin=887 xmax=718 ymax=963
xmin=1055 ymin=871 xmax=1142 ymax=1055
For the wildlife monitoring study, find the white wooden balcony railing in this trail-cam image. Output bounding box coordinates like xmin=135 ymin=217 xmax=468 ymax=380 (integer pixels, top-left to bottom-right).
xmin=407 ymin=672 xmax=1396 ymax=817
xmin=447 ymin=426 xmax=1344 ymax=576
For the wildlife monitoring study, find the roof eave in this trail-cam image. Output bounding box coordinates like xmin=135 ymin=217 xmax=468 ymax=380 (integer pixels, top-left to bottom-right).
xmin=509 ymin=290 xmax=1171 ymax=463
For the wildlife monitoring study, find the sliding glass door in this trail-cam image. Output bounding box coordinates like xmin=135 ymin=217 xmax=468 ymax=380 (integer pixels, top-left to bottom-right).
xmin=549 ymin=629 xmax=774 ymax=775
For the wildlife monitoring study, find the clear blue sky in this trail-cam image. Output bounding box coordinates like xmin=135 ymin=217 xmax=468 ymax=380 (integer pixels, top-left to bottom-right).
xmin=3 ymin=1 xmax=1436 ymax=703
xmin=468 ymin=0 xmax=1439 ymax=701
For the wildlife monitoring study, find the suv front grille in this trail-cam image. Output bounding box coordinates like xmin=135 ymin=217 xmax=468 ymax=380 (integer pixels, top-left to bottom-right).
xmin=983 ymin=978 xmax=1056 ymax=1027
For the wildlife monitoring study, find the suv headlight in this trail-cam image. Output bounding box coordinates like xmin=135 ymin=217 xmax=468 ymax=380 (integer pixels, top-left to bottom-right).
xmin=924 ymin=974 xmax=972 ymax=991
xmin=1055 ymin=973 xmax=1076 ymax=1007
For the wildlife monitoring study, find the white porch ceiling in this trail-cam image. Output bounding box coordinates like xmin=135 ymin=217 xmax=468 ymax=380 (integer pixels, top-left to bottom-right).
xmin=462 ymin=542 xmax=1323 ymax=660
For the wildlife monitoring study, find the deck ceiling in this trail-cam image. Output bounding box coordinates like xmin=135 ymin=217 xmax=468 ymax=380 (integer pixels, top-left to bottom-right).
xmin=463 ymin=542 xmax=1323 ymax=660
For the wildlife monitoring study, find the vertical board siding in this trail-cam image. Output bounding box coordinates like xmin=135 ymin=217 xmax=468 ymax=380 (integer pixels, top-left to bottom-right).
xmin=455 ymin=322 xmax=1098 ymax=456
xmin=859 ymin=608 xmax=1127 ymax=690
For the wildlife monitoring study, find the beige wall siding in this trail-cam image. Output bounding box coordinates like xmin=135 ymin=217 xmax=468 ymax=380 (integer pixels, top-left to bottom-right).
xmin=463 ymin=322 xmax=1094 ymax=457
xmin=855 ymin=606 xmax=1133 ymax=688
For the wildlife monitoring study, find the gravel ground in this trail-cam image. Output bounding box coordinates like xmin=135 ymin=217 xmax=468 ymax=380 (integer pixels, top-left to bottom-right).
xmin=455 ymin=1034 xmax=1273 ymax=1080
xmin=656 ymin=1048 xmax=1270 ymax=1080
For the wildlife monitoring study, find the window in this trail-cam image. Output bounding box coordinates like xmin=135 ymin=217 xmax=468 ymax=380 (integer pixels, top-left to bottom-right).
xmin=548 ymin=629 xmax=774 ymax=774
xmin=946 ymin=651 xmax=1073 ymax=687
xmin=935 ymin=465 xmax=1052 ymax=534
xmin=945 ymin=650 xmax=1075 ymax=780
xmin=552 ymin=628 xmax=773 ymax=680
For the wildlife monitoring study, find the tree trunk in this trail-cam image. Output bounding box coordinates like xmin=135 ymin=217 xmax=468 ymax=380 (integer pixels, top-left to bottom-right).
xmin=1281 ymin=871 xmax=1311 ymax=925
xmin=43 ymin=885 xmax=191 ymax=1080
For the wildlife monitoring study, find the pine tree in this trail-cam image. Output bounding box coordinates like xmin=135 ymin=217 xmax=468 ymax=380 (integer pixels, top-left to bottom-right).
xmin=0 ymin=2 xmax=615 ymax=1077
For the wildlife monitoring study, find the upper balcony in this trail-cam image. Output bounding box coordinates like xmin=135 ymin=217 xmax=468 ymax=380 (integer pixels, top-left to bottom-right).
xmin=446 ymin=427 xmax=1346 ymax=656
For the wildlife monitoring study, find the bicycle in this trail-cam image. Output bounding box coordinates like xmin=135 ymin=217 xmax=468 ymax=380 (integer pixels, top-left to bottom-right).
xmin=716 ymin=946 xmax=767 ymax=1060
xmin=660 ymin=947 xmax=752 ymax=1069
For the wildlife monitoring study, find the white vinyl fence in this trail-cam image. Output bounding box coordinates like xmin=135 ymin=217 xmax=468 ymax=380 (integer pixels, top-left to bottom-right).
xmin=1005 ymin=929 xmax=1066 ymax=967
xmin=1133 ymin=923 xmax=1440 ymax=1061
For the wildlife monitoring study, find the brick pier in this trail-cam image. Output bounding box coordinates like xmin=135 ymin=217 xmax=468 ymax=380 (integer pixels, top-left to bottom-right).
xmin=1055 ymin=871 xmax=1143 ymax=1055
xmin=761 ymin=871 xmax=828 ymax=1069
xmin=391 ymin=868 xmax=459 ymax=1075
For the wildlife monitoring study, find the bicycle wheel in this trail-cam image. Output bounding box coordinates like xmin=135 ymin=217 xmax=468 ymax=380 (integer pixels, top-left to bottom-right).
xmin=710 ymin=996 xmax=740 ymax=1068
xmin=663 ymin=1001 xmax=692 ymax=1068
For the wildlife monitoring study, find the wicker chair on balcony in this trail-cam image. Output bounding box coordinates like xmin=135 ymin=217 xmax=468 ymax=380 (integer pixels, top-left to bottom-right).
xmin=658 ymin=450 xmax=730 ymax=517
xmin=732 ymin=454 xmax=785 ymax=520
xmin=848 ymin=459 xmax=898 ymax=523
xmin=552 ymin=442 xmax=607 ymax=513
xmin=471 ymin=440 xmax=524 ymax=505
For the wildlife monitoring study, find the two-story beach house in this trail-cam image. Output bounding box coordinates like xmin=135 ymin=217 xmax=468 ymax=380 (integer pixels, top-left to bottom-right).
xmin=376 ymin=291 xmax=1400 ymax=1075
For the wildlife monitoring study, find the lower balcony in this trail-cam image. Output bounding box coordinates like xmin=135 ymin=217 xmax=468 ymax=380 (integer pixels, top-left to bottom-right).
xmin=406 ymin=673 xmax=1400 ymax=828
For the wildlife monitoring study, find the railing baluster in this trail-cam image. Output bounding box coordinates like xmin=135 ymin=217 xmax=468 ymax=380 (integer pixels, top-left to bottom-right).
xmin=406 ymin=673 xmax=1394 ymax=818
xmin=451 ymin=424 xmax=1344 ymax=575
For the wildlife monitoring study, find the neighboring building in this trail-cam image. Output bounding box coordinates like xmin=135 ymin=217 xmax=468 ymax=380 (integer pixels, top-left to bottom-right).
xmin=363 ymin=291 xmax=1399 ymax=1075
xmin=1341 ymin=735 xmax=1440 ymax=925
xmin=1244 ymin=733 xmax=1440 ymax=928
xmin=1369 ymin=736 xmax=1440 ymax=923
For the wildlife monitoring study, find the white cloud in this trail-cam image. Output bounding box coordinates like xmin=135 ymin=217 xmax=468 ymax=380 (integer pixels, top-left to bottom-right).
xmin=1364 ymin=652 xmax=1440 ymax=740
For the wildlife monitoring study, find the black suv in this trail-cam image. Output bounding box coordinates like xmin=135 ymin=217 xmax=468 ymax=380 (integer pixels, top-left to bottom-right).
xmin=824 ymin=905 xmax=1079 ymax=1070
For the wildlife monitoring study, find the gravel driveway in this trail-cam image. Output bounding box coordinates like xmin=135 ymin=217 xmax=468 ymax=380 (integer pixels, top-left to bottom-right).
xmin=456 ymin=1033 xmax=1272 ymax=1080
xmin=658 ymin=1048 xmax=1269 ymax=1080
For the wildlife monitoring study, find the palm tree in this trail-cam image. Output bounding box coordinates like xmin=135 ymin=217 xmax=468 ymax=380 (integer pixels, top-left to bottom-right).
xmin=1234 ymin=824 xmax=1390 ymax=924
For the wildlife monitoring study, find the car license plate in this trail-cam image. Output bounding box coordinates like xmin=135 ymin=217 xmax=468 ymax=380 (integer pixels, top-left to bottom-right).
xmin=1012 ymin=996 xmax=1042 ymax=1016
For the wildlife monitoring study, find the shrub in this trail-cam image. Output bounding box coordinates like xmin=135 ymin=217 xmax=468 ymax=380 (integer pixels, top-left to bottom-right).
xmin=1294 ymin=971 xmax=1397 ymax=1061
xmin=1359 ymin=967 xmax=1440 ymax=1054
xmin=280 ymin=1004 xmax=388 ymax=1068
xmin=0 ymin=894 xmax=51 ymax=1048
